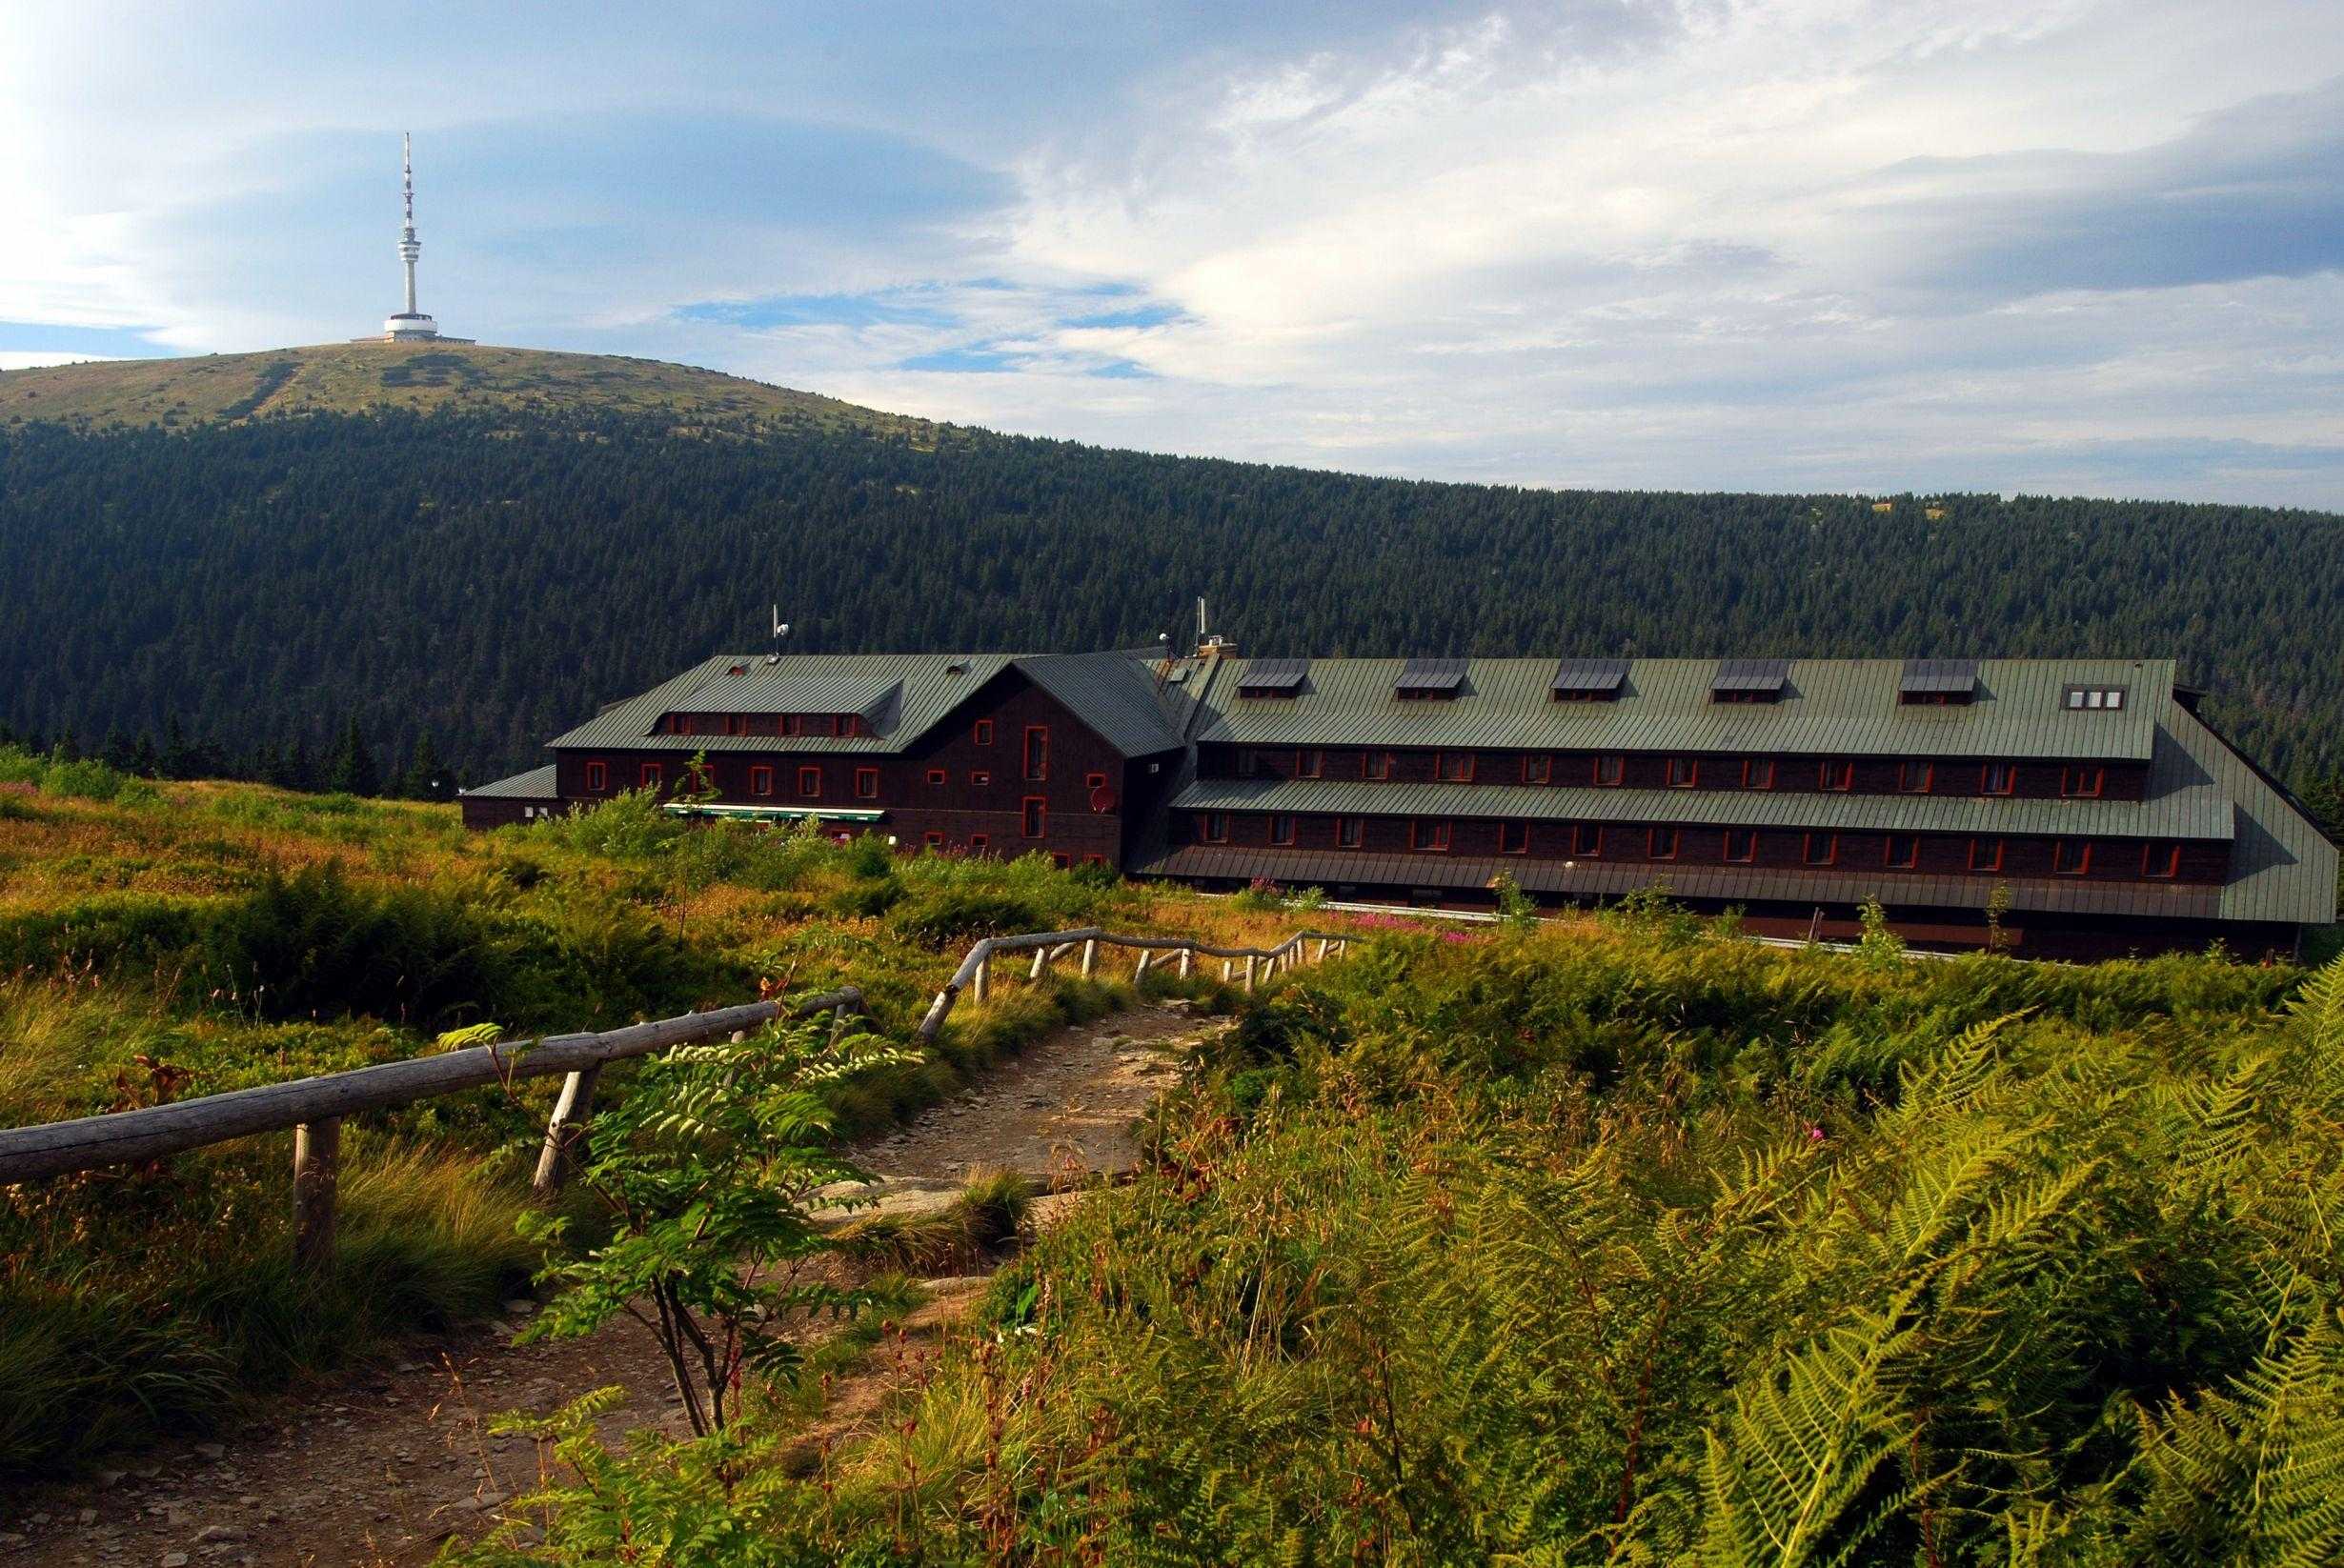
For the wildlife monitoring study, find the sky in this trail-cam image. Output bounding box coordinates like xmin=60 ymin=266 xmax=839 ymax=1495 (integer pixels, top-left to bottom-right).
xmin=4 ymin=1 xmax=2342 ymax=508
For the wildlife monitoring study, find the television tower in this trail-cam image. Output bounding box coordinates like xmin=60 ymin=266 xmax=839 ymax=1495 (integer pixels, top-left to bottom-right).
xmin=382 ymin=132 xmax=441 ymax=341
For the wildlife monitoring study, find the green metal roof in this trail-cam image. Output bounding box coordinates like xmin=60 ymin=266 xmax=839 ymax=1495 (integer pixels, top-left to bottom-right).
xmin=1194 ymin=656 xmax=2171 ymax=763
xmin=460 ymin=764 xmax=557 ymax=799
xmin=1015 ymin=651 xmax=1188 ymax=757
xmin=545 ymin=653 xmax=1016 ymax=755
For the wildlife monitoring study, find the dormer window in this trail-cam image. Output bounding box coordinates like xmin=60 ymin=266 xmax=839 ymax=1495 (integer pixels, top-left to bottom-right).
xmin=1239 ymin=658 xmax=1308 ymax=698
xmin=1711 ymin=658 xmax=1789 ymax=704
xmin=1395 ymin=657 xmax=1467 ymax=700
xmin=1899 ymin=658 xmax=1978 ymax=705
xmin=1550 ymin=657 xmax=1627 ymax=701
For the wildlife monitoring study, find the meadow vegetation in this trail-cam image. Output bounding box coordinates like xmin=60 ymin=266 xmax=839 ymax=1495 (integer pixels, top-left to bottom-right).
xmin=0 ymin=754 xmax=1292 ymax=1474
xmin=453 ymin=909 xmax=2341 ymax=1566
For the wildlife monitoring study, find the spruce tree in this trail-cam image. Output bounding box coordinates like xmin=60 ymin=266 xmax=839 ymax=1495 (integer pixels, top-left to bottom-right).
xmin=329 ymin=716 xmax=381 ymax=796
xmin=400 ymin=733 xmax=452 ymax=800
xmin=161 ymin=715 xmax=191 ymax=780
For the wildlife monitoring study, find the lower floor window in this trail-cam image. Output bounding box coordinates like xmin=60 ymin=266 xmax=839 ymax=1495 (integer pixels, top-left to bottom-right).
xmin=1410 ymin=818 xmax=1452 ymax=852
xmin=1199 ymin=812 xmax=1228 ymax=843
xmin=1337 ymin=816 xmax=1364 ymax=849
xmin=750 ymin=766 xmax=774 ymax=797
xmin=923 ymin=831 xmax=944 ymax=849
xmin=1803 ymin=833 xmax=1836 ymax=866
xmin=2143 ymin=841 xmax=2182 ymax=878
xmin=1970 ymin=837 xmax=2004 ymax=872
xmin=2053 ymin=839 xmax=2091 ymax=875
xmin=1722 ymin=829 xmax=1756 ymax=863
xmin=1022 ymin=797 xmax=1047 ymax=838
xmin=1647 ymin=827 xmax=1680 ymax=860
xmin=1885 ymin=834 xmax=1919 ymax=869
xmin=640 ymin=762 xmax=662 ymax=790
xmin=1570 ymin=824 xmax=1604 ymax=857
xmin=1269 ymin=814 xmax=1296 ymax=846
xmin=585 ymin=761 xmax=608 ymax=793
xmin=969 ymin=834 xmax=989 ymax=854
xmin=1498 ymin=821 xmax=1529 ymax=854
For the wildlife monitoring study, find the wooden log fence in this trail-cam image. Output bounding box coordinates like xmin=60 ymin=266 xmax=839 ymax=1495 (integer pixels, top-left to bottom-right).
xmin=0 ymin=923 xmax=1353 ymax=1277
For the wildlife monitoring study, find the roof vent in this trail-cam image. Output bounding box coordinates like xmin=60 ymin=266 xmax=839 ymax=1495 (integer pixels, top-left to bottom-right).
xmin=1898 ymin=657 xmax=1977 ymax=705
xmin=1238 ymin=656 xmax=1308 ymax=697
xmin=1551 ymin=657 xmax=1628 ymax=701
xmin=1711 ymin=658 xmax=1789 ymax=703
xmin=1395 ymin=656 xmax=1468 ymax=699
xmin=946 ymin=659 xmax=970 ymax=674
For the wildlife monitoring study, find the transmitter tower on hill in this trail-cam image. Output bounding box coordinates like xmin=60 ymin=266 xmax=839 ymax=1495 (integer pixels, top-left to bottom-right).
xmin=367 ymin=134 xmax=471 ymax=343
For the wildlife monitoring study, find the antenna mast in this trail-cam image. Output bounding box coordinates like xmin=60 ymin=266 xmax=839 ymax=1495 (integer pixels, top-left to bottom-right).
xmin=768 ymin=606 xmax=791 ymax=664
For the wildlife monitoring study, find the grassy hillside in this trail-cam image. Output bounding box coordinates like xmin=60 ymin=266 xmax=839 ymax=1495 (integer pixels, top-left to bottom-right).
xmin=0 ymin=340 xmax=928 ymax=436
xmin=0 ymin=754 xmax=1309 ymax=1474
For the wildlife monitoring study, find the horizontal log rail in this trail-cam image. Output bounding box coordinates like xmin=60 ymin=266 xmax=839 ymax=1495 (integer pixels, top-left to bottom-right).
xmin=0 ymin=921 xmax=1351 ymax=1274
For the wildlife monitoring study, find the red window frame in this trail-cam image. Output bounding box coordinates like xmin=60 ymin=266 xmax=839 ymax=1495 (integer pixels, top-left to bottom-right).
xmin=1885 ymin=834 xmax=1919 ymax=869
xmin=2052 ymin=839 xmax=2091 ymax=875
xmin=854 ymin=767 xmax=879 ymax=800
xmin=2143 ymin=841 xmax=2182 ymax=878
xmin=1269 ymin=814 xmax=1296 ymax=846
xmin=973 ymin=719 xmax=994 ymax=746
xmin=923 ymin=831 xmax=945 ymax=849
xmin=969 ymin=770 xmax=991 ymax=787
xmin=1969 ymin=837 xmax=2005 ymax=872
xmin=1981 ymin=764 xmax=2016 ymax=796
xmin=1022 ymin=726 xmax=1049 ymax=782
xmin=1337 ymin=816 xmax=1364 ymax=849
xmin=1742 ymin=758 xmax=1775 ymax=790
xmin=1436 ymin=752 xmax=1475 ymax=783
xmin=1363 ymin=752 xmax=1393 ymax=781
xmin=1295 ymin=749 xmax=1324 ymax=779
xmin=585 ymin=761 xmax=608 ymax=793
xmin=1085 ymin=772 xmax=1108 ymax=791
xmin=1052 ymin=853 xmax=1071 ymax=870
xmin=750 ymin=765 xmax=775 ymax=797
xmin=1666 ymin=758 xmax=1699 ymax=789
xmin=1498 ymin=822 xmax=1529 ymax=855
xmin=1723 ymin=829 xmax=1757 ymax=863
xmin=1647 ymin=827 xmax=1680 ymax=861
xmin=968 ymin=834 xmax=989 ymax=854
xmin=1593 ymin=755 xmax=1625 ymax=787
xmin=781 ymin=714 xmax=806 ymax=737
xmin=1199 ymin=812 xmax=1229 ymax=843
xmin=1570 ymin=823 xmax=1604 ymax=857
xmin=796 ymin=767 xmax=821 ymax=798
xmin=2061 ymin=766 xmax=2106 ymax=799
xmin=1897 ymin=762 xmax=1933 ymax=794
xmin=1818 ymin=760 xmax=1854 ymax=792
xmin=639 ymin=762 xmax=662 ymax=790
xmin=1410 ymin=818 xmax=1452 ymax=853
xmin=1521 ymin=754 xmax=1553 ymax=785
xmin=1802 ymin=832 xmax=1837 ymax=866
xmin=1021 ymin=796 xmax=1047 ymax=838
xmin=1082 ymin=854 xmax=1108 ymax=868
xmin=927 ymin=768 xmax=947 ymax=785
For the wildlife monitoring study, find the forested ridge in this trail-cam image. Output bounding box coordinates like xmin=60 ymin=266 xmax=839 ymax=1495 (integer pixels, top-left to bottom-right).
xmin=2 ymin=396 xmax=2339 ymax=789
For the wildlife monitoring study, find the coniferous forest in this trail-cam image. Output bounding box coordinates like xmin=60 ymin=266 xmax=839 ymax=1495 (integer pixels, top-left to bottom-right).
xmin=2 ymin=404 xmax=2339 ymax=795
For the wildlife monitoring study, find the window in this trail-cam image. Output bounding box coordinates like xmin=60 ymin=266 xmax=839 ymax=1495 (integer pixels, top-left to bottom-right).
xmin=1818 ymin=761 xmax=1854 ymax=792
xmin=1337 ymin=816 xmax=1364 ymax=849
xmin=1022 ymin=726 xmax=1049 ymax=782
xmin=1521 ymin=754 xmax=1553 ymax=785
xmin=796 ymin=767 xmax=821 ymax=798
xmin=927 ymin=768 xmax=947 ymax=785
xmin=640 ymin=762 xmax=663 ymax=790
xmin=968 ymin=834 xmax=989 ymax=854
xmin=1437 ymin=752 xmax=1475 ymax=782
xmin=1410 ymin=818 xmax=1452 ymax=852
xmin=1052 ymin=853 xmax=1072 ymax=870
xmin=923 ymin=832 xmax=944 ymax=849
xmin=973 ymin=719 xmax=994 ymax=746
xmin=1295 ymin=749 xmax=1324 ymax=779
xmin=1082 ymin=854 xmax=1108 ymax=868
xmin=2052 ymin=839 xmax=2091 ymax=875
xmin=750 ymin=765 xmax=775 ymax=797
xmin=1802 ymin=833 xmax=1837 ymax=866
xmin=781 ymin=714 xmax=806 ymax=737
xmin=854 ymin=768 xmax=879 ymax=800
xmin=1647 ymin=827 xmax=1680 ymax=860
xmin=969 ymin=770 xmax=991 ymax=787
xmin=1896 ymin=761 xmax=1933 ymax=794
xmin=1742 ymin=758 xmax=1775 ymax=790
xmin=1593 ymin=755 xmax=1626 ymax=787
xmin=2061 ymin=766 xmax=2106 ymax=798
xmin=1199 ymin=812 xmax=1229 ymax=843
xmin=2064 ymin=686 xmax=2128 ymax=711
xmin=1667 ymin=758 xmax=1699 ymax=789
xmin=1364 ymin=752 xmax=1394 ymax=780
xmin=841 ymin=714 xmax=868 ymax=738
xmin=1570 ymin=823 xmax=1605 ymax=857
xmin=1885 ymin=834 xmax=1919 ymax=869
xmin=1020 ymin=796 xmax=1047 ymax=838
xmin=1969 ymin=837 xmax=2005 ymax=872
xmin=1085 ymin=771 xmax=1108 ymax=792
xmin=1241 ymin=748 xmax=1264 ymax=777
xmin=2143 ymin=841 xmax=2183 ymax=878
xmin=1981 ymin=764 xmax=2016 ymax=795
xmin=1498 ymin=822 xmax=1529 ymax=854
xmin=1269 ymin=814 xmax=1296 ymax=846
xmin=585 ymin=761 xmax=608 ymax=793
xmin=1723 ymin=829 xmax=1757 ymax=863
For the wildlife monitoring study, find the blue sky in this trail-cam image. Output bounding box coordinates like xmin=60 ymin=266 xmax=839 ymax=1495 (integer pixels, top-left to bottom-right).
xmin=4 ymin=1 xmax=2341 ymax=507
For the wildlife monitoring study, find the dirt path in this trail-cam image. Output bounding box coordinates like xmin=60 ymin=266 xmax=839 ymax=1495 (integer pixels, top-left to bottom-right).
xmin=0 ymin=1002 xmax=1218 ymax=1568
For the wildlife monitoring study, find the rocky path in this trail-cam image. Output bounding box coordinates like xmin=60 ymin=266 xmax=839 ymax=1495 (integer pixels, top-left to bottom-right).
xmin=0 ymin=1003 xmax=1215 ymax=1568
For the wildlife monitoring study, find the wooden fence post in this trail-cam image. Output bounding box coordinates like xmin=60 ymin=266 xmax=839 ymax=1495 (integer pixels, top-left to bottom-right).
xmin=1081 ymin=938 xmax=1097 ymax=978
xmin=1243 ymin=956 xmax=1257 ymax=994
xmin=1029 ymin=948 xmax=1048 ymax=982
xmin=533 ymin=1065 xmax=602 ymax=1198
xmin=1178 ymin=948 xmax=1193 ymax=979
xmin=1134 ymin=949 xmax=1152 ymax=981
xmin=293 ymin=1118 xmax=341 ymax=1276
xmin=973 ymin=958 xmax=991 ymax=1005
